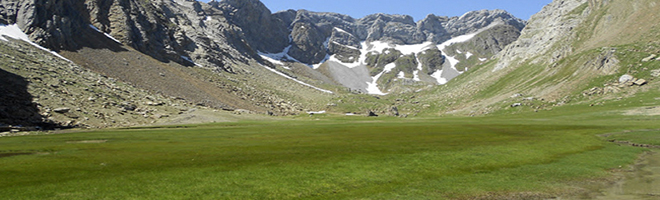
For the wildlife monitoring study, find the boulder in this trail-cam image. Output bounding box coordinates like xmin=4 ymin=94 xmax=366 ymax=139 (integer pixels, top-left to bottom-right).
xmin=53 ymin=107 xmax=71 ymax=113
xmin=619 ymin=74 xmax=634 ymax=83
xmin=390 ymin=106 xmax=399 ymax=116
xmin=368 ymin=111 xmax=379 ymax=117
xmin=642 ymin=54 xmax=657 ymax=62
xmin=634 ymin=79 xmax=647 ymax=86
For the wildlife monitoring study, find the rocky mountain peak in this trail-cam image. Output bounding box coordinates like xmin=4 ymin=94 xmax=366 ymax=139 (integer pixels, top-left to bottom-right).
xmin=446 ymin=9 xmax=526 ymax=37
xmin=210 ymin=0 xmax=289 ymax=53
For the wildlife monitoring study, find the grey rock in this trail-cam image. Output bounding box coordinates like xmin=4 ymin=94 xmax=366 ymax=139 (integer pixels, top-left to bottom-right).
xmin=651 ymin=69 xmax=660 ymax=77
xmin=448 ymin=24 xmax=522 ymax=57
xmin=328 ymin=27 xmax=361 ymax=63
xmin=288 ymin=22 xmax=328 ymax=64
xmin=445 ymin=9 xmax=526 ymax=38
xmin=495 ymin=0 xmax=588 ymax=71
xmin=634 ymin=79 xmax=647 ymax=86
xmin=417 ymin=48 xmax=446 ymax=75
xmin=211 ymin=0 xmax=289 ymax=53
xmin=264 ymin=8 xmax=525 ymax=65
xmin=417 ymin=14 xmax=451 ymax=43
xmin=619 ymin=74 xmax=634 ymax=83
xmin=642 ymin=54 xmax=657 ymax=62
xmin=357 ymin=13 xmax=425 ymax=44
xmin=53 ymin=107 xmax=71 ymax=113
xmin=390 ymin=106 xmax=399 ymax=116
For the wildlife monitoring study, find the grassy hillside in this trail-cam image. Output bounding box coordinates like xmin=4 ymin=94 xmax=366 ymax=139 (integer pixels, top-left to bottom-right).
xmin=397 ymin=0 xmax=660 ymax=117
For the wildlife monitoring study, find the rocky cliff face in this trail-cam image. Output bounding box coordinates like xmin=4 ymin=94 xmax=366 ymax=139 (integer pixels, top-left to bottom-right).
xmin=0 ymin=0 xmax=257 ymax=73
xmin=268 ymin=9 xmax=526 ymax=65
xmin=209 ymin=0 xmax=289 ymax=54
xmin=0 ymin=0 xmax=89 ymax=51
xmin=494 ymin=0 xmax=589 ymax=71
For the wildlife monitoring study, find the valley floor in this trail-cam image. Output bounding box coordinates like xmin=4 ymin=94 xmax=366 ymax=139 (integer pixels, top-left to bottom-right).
xmin=1 ymin=104 xmax=660 ymax=199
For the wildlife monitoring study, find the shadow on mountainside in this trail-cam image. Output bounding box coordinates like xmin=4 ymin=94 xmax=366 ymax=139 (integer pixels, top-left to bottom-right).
xmin=0 ymin=68 xmax=58 ymax=129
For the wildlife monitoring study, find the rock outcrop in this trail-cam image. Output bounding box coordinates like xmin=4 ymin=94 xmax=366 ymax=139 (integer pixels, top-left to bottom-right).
xmin=494 ymin=0 xmax=589 ymax=71
xmin=268 ymin=9 xmax=526 ymax=65
xmin=210 ymin=0 xmax=289 ymax=54
xmin=1 ymin=0 xmax=89 ymax=51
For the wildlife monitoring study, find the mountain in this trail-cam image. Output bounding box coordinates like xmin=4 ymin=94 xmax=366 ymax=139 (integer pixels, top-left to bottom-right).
xmin=4 ymin=0 xmax=657 ymax=128
xmin=0 ymin=0 xmax=526 ymax=127
xmin=257 ymin=9 xmax=526 ymax=94
xmin=399 ymin=0 xmax=660 ymax=116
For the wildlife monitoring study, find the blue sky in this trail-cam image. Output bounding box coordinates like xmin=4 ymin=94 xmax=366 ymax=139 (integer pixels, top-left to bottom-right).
xmin=199 ymin=0 xmax=552 ymax=21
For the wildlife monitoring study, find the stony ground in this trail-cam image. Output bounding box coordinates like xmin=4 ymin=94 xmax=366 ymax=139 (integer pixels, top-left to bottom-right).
xmin=0 ymin=39 xmax=194 ymax=129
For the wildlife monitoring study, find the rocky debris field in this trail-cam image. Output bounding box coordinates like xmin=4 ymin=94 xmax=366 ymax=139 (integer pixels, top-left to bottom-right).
xmin=0 ymin=40 xmax=194 ymax=129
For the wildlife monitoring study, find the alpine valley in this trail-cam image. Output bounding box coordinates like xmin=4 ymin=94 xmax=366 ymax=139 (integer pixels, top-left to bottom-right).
xmin=2 ymin=0 xmax=660 ymax=199
xmin=0 ymin=0 xmax=658 ymax=129
xmin=0 ymin=0 xmax=532 ymax=128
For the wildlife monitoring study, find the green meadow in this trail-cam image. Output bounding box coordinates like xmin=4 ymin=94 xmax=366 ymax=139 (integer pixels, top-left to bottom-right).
xmin=1 ymin=104 xmax=659 ymax=199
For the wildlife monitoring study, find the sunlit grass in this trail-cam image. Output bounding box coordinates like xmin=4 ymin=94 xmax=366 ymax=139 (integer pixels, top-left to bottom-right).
xmin=1 ymin=111 xmax=657 ymax=200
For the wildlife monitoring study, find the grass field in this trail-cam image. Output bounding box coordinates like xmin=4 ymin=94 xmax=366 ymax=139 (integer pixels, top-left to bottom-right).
xmin=1 ymin=103 xmax=659 ymax=199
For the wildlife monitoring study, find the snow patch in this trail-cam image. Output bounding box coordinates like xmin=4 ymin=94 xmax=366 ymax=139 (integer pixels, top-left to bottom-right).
xmin=392 ymin=41 xmax=435 ymax=55
xmin=466 ymin=52 xmax=473 ymax=59
xmin=307 ymin=111 xmax=326 ymax=114
xmin=430 ymin=70 xmax=448 ymax=85
xmin=479 ymin=58 xmax=487 ymax=62
xmin=366 ymin=62 xmax=397 ymax=95
xmin=181 ymin=56 xmax=203 ymax=67
xmin=258 ymin=45 xmax=311 ymax=69
xmin=413 ymin=70 xmax=421 ymax=81
xmin=260 ymin=64 xmax=333 ymax=94
xmin=311 ymin=37 xmax=332 ymax=69
xmin=259 ymin=55 xmax=290 ymax=70
xmin=333 ymin=27 xmax=352 ymax=35
xmin=414 ymin=55 xmax=423 ymax=81
xmin=434 ymin=24 xmax=501 ymax=74
xmin=260 ymin=38 xmax=330 ymax=69
xmin=319 ymin=23 xmax=500 ymax=93
xmin=331 ymin=41 xmax=359 ymax=50
xmin=397 ymin=71 xmax=405 ymax=79
xmin=89 ymin=25 xmax=121 ymax=44
xmin=0 ymin=24 xmax=73 ymax=63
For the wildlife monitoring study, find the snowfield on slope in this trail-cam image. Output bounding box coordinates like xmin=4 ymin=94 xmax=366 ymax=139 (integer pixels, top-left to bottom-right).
xmin=259 ymin=23 xmax=501 ymax=95
xmin=330 ymin=23 xmax=500 ymax=94
xmin=259 ymin=63 xmax=333 ymax=94
xmin=0 ymin=24 xmax=72 ymax=63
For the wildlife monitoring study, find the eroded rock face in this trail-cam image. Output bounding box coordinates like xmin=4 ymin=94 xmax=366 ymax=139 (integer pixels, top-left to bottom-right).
xmin=288 ymin=21 xmax=327 ymax=64
xmin=0 ymin=0 xmax=89 ymax=51
xmin=418 ymin=48 xmax=446 ymax=75
xmin=210 ymin=0 xmax=289 ymax=54
xmin=445 ymin=9 xmax=526 ymax=37
xmin=356 ymin=13 xmax=426 ymax=44
xmin=264 ymin=7 xmax=525 ymax=65
xmin=87 ymin=0 xmax=183 ymax=62
xmin=328 ymin=27 xmax=361 ymax=63
xmin=495 ymin=0 xmax=589 ymax=71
